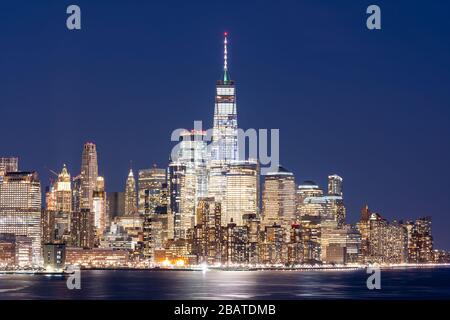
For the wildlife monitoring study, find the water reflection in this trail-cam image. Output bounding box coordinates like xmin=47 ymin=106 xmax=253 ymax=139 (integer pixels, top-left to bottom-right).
xmin=1 ymin=268 xmax=450 ymax=300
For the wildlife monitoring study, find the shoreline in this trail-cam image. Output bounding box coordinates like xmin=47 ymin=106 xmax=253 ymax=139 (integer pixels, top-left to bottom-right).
xmin=1 ymin=263 xmax=450 ymax=275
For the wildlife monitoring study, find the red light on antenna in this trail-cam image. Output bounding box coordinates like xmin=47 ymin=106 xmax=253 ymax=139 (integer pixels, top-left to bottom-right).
xmin=224 ymin=32 xmax=228 ymax=36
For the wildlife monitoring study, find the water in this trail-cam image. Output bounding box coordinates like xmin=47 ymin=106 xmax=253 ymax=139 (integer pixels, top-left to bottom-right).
xmin=1 ymin=267 xmax=450 ymax=300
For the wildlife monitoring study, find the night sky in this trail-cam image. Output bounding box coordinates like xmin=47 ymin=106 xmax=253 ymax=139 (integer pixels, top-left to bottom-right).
xmin=1 ymin=1 xmax=449 ymax=249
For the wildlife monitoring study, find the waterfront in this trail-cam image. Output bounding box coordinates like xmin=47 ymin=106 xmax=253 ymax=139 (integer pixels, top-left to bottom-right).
xmin=1 ymin=267 xmax=450 ymax=300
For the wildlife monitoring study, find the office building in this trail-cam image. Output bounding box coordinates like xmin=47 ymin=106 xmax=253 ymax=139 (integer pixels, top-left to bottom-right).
xmin=224 ymin=160 xmax=259 ymax=226
xmin=124 ymin=169 xmax=137 ymax=215
xmin=80 ymin=142 xmax=98 ymax=211
xmin=0 ymin=171 xmax=42 ymax=264
xmin=262 ymin=166 xmax=296 ymax=228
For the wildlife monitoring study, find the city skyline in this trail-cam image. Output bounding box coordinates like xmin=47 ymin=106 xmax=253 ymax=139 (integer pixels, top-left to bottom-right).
xmin=1 ymin=0 xmax=450 ymax=250
xmin=0 ymin=26 xmax=445 ymax=264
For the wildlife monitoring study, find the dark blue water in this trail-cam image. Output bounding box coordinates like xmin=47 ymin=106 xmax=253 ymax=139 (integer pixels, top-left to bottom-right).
xmin=1 ymin=268 xmax=450 ymax=299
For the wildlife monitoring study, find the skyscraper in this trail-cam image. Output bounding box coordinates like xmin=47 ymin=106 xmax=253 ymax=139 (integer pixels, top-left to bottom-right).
xmin=208 ymin=33 xmax=239 ymax=207
xmin=0 ymin=171 xmax=42 ymax=264
xmin=210 ymin=32 xmax=238 ymax=163
xmin=106 ymin=191 xmax=125 ymax=218
xmin=80 ymin=142 xmax=98 ymax=211
xmin=46 ymin=164 xmax=72 ymax=212
xmin=43 ymin=165 xmax=72 ymax=244
xmin=223 ymin=160 xmax=260 ymax=226
xmin=262 ymin=166 xmax=296 ymax=228
xmin=93 ymin=176 xmax=107 ymax=236
xmin=168 ymin=162 xmax=187 ymax=239
xmin=124 ymin=169 xmax=137 ymax=215
xmin=327 ymin=174 xmax=343 ymax=197
xmin=0 ymin=157 xmax=18 ymax=176
xmin=192 ymin=197 xmax=222 ymax=264
xmin=407 ymin=217 xmax=433 ymax=263
xmin=296 ymin=181 xmax=325 ymax=218
xmin=138 ymin=166 xmax=167 ymax=214
xmin=173 ymin=130 xmax=208 ymax=234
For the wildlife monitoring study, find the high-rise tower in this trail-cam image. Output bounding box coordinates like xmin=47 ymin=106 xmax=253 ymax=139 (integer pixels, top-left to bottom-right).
xmin=124 ymin=169 xmax=137 ymax=215
xmin=211 ymin=32 xmax=238 ymax=163
xmin=328 ymin=174 xmax=343 ymax=197
xmin=80 ymin=142 xmax=98 ymax=211
xmin=262 ymin=166 xmax=296 ymax=228
xmin=0 ymin=171 xmax=42 ymax=264
xmin=208 ymin=33 xmax=239 ymax=205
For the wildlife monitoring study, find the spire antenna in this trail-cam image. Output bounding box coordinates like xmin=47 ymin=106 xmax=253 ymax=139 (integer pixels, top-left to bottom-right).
xmin=223 ymin=32 xmax=229 ymax=82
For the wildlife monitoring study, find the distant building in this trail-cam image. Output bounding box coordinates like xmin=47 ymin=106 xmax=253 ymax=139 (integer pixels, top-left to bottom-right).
xmin=168 ymin=162 xmax=187 ymax=240
xmin=80 ymin=142 xmax=98 ymax=212
xmin=70 ymin=209 xmax=95 ymax=248
xmin=258 ymin=224 xmax=286 ymax=265
xmin=0 ymin=234 xmax=33 ymax=267
xmin=297 ymin=178 xmax=346 ymax=227
xmin=124 ymin=169 xmax=137 ymax=215
xmin=363 ymin=213 xmax=407 ymax=264
xmin=93 ymin=176 xmax=107 ymax=236
xmin=175 ymin=130 xmax=208 ymax=232
xmin=107 ymin=192 xmax=125 ymax=219
xmin=65 ymin=247 xmax=129 ymax=267
xmin=143 ymin=205 xmax=169 ymax=261
xmin=138 ymin=167 xmax=167 ymax=214
xmin=46 ymin=164 xmax=72 ymax=212
xmin=262 ymin=166 xmax=296 ymax=228
xmin=0 ymin=157 xmax=18 ymax=176
xmin=326 ymin=244 xmax=346 ymax=264
xmin=192 ymin=197 xmax=222 ymax=264
xmin=223 ymin=160 xmax=259 ymax=226
xmin=327 ymin=174 xmax=343 ymax=197
xmin=406 ymin=217 xmax=433 ymax=263
xmin=0 ymin=171 xmax=41 ymax=264
xmin=42 ymin=210 xmax=71 ymax=244
xmin=43 ymin=243 xmax=66 ymax=271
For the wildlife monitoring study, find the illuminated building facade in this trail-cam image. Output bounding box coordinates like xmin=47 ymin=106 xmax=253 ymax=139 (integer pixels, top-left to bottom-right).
xmin=224 ymin=160 xmax=259 ymax=226
xmin=65 ymin=247 xmax=129 ymax=267
xmin=258 ymin=224 xmax=287 ymax=265
xmin=192 ymin=197 xmax=222 ymax=264
xmin=70 ymin=209 xmax=95 ymax=248
xmin=80 ymin=142 xmax=98 ymax=211
xmin=210 ymin=32 xmax=238 ymax=164
xmin=297 ymin=178 xmax=346 ymax=227
xmin=168 ymin=162 xmax=187 ymax=240
xmin=0 ymin=157 xmax=18 ymax=176
xmin=138 ymin=167 xmax=167 ymax=214
xmin=42 ymin=210 xmax=71 ymax=244
xmin=262 ymin=166 xmax=296 ymax=228
xmin=43 ymin=165 xmax=73 ymax=244
xmin=93 ymin=176 xmax=107 ymax=236
xmin=207 ymin=33 xmax=239 ymax=210
xmin=0 ymin=171 xmax=41 ymax=264
xmin=124 ymin=169 xmax=138 ymax=215
xmin=296 ymin=181 xmax=324 ymax=218
xmin=0 ymin=234 xmax=33 ymax=267
xmin=327 ymin=174 xmax=343 ymax=197
xmin=407 ymin=216 xmax=433 ymax=263
xmin=43 ymin=243 xmax=66 ymax=271
xmin=364 ymin=213 xmax=407 ymax=264
xmin=56 ymin=165 xmax=72 ymax=211
xmin=172 ymin=130 xmax=208 ymax=241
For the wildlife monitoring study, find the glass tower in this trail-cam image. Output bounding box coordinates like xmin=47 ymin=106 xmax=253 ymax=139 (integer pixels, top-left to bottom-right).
xmin=210 ymin=32 xmax=238 ymax=163
xmin=80 ymin=142 xmax=98 ymax=211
